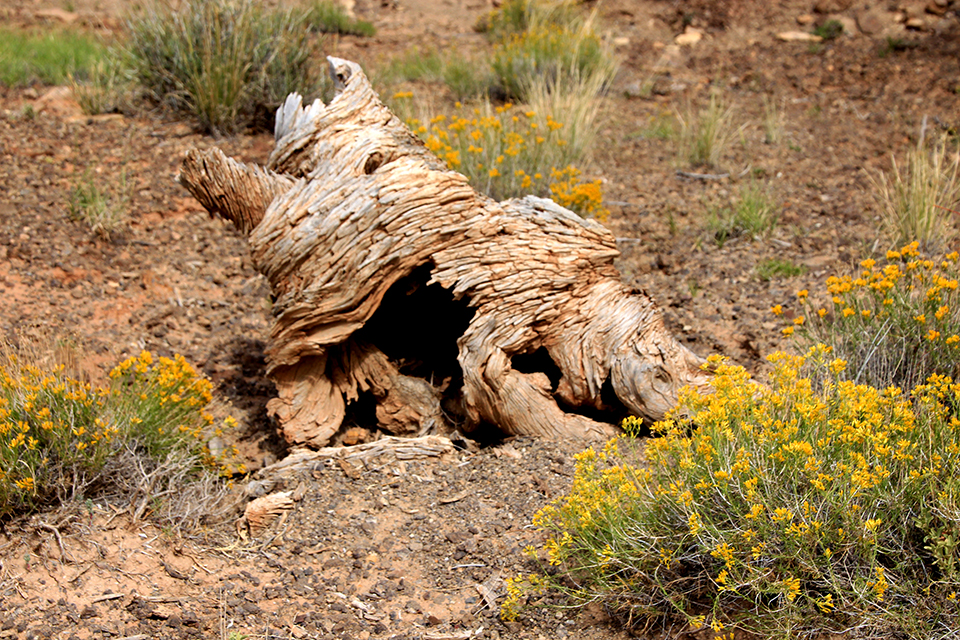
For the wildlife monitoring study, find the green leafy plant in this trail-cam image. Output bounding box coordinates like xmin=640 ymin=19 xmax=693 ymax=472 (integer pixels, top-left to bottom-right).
xmin=869 ymin=135 xmax=960 ymax=252
xmin=125 ymin=0 xmax=320 ymax=135
xmin=517 ymin=350 xmax=960 ymax=638
xmin=708 ymin=180 xmax=778 ymax=246
xmin=677 ymin=90 xmax=738 ymax=169
xmin=776 ymin=243 xmax=960 ymax=391
xmin=0 ymin=26 xmax=106 ymax=87
xmin=0 ymin=348 xmax=239 ymax=521
xmin=304 ymin=0 xmax=375 ymax=36
xmin=68 ymin=170 xmax=131 ymax=239
xmin=756 ymin=257 xmax=806 ymax=281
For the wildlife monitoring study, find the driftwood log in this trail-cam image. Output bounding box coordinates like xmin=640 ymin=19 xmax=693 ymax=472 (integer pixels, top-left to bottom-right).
xmin=178 ymin=57 xmax=711 ymax=447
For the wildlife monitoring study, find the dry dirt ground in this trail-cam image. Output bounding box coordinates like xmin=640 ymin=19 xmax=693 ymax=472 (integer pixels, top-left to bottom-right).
xmin=1 ymin=0 xmax=959 ymax=638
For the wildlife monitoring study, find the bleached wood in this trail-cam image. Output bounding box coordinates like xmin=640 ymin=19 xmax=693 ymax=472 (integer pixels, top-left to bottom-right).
xmin=179 ymin=57 xmax=711 ymax=447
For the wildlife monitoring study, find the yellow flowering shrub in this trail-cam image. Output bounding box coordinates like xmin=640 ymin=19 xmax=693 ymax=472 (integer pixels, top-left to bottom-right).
xmin=525 ymin=350 xmax=960 ymax=637
xmin=777 ymin=241 xmax=960 ymax=390
xmin=0 ymin=350 xmax=235 ymax=518
xmin=404 ymin=99 xmax=607 ymax=219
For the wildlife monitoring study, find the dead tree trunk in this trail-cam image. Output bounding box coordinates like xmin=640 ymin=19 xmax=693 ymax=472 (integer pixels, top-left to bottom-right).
xmin=178 ymin=57 xmax=711 ymax=447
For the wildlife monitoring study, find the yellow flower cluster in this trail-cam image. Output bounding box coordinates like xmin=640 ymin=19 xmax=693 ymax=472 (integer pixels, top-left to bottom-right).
xmin=401 ymin=99 xmax=607 ymax=218
xmin=780 ymin=242 xmax=960 ymax=390
xmin=528 ymin=347 xmax=960 ymax=635
xmin=1 ymin=350 xmax=236 ymax=517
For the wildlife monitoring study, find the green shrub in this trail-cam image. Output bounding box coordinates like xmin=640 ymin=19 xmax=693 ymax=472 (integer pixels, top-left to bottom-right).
xmin=708 ymin=180 xmax=778 ymax=245
xmin=517 ymin=351 xmax=960 ymax=638
xmin=304 ymin=0 xmax=375 ymax=36
xmin=404 ymin=98 xmax=606 ymax=218
xmin=0 ymin=349 xmax=237 ymax=520
xmin=869 ymin=135 xmax=960 ymax=252
xmin=0 ymin=26 xmax=106 ymax=87
xmin=476 ymin=0 xmax=580 ymax=42
xmin=777 ymin=242 xmax=960 ymax=391
xmin=125 ymin=0 xmax=320 ymax=135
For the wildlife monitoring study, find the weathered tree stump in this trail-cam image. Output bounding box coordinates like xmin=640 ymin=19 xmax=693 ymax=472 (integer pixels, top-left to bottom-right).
xmin=178 ymin=57 xmax=711 ymax=447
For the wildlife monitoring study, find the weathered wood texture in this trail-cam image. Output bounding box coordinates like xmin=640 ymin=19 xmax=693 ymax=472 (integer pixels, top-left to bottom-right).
xmin=178 ymin=57 xmax=711 ymax=447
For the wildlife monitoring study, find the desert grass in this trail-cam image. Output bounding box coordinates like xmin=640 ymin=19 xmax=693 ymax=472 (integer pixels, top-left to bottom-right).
xmin=870 ymin=132 xmax=960 ymax=252
xmin=708 ymin=180 xmax=778 ymax=246
xmin=68 ymin=169 xmax=131 ymax=239
xmin=125 ymin=0 xmax=320 ymax=135
xmin=677 ymin=90 xmax=738 ymax=169
xmin=304 ymin=0 xmax=375 ymax=36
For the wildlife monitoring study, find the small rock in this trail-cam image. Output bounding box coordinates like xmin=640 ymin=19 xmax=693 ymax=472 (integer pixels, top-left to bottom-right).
xmin=776 ymin=31 xmax=823 ymax=41
xmin=927 ymin=0 xmax=949 ymax=15
xmin=856 ymin=9 xmax=886 ymax=35
xmin=828 ymin=14 xmax=858 ymax=35
xmin=674 ymin=26 xmax=703 ymax=46
xmin=32 ymin=86 xmax=83 ymax=118
xmin=796 ymin=13 xmax=815 ymax=25
xmin=612 ymin=36 xmax=629 ymax=47
xmin=906 ymin=17 xmax=926 ymax=29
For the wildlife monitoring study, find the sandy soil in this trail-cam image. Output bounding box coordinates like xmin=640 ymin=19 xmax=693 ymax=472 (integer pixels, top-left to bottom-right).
xmin=1 ymin=0 xmax=959 ymax=637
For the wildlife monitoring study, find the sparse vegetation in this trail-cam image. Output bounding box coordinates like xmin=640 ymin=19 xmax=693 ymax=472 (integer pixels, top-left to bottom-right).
xmin=756 ymin=257 xmax=806 ymax=281
xmin=304 ymin=0 xmax=375 ymax=36
xmin=762 ymin=95 xmax=784 ymax=145
xmin=489 ymin=12 xmax=615 ymax=103
xmin=870 ymin=134 xmax=960 ymax=252
xmin=125 ymin=0 xmax=320 ymax=135
xmin=813 ymin=19 xmax=844 ymax=41
xmin=70 ymin=47 xmax=137 ymax=115
xmin=677 ymin=90 xmax=738 ymax=169
xmin=515 ymin=351 xmax=960 ymax=638
xmin=68 ymin=170 xmax=131 ymax=239
xmin=708 ymin=181 xmax=778 ymax=246
xmin=377 ymin=48 xmax=491 ymax=101
xmin=638 ymin=111 xmax=676 ymax=140
xmin=0 ymin=27 xmax=106 ymax=87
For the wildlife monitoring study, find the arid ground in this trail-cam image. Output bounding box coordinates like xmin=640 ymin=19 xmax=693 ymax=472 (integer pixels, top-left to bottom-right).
xmin=0 ymin=0 xmax=958 ymax=638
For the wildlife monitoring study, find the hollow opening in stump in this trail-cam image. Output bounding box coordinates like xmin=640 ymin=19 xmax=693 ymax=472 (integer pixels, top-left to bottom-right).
xmin=355 ymin=264 xmax=476 ymax=429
